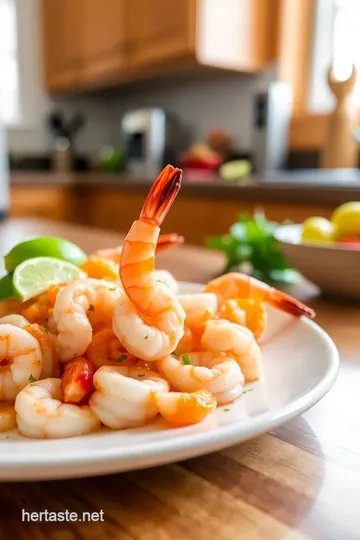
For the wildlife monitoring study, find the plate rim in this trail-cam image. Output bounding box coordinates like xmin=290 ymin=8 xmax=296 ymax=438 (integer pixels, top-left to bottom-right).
xmin=0 ymin=281 xmax=340 ymax=476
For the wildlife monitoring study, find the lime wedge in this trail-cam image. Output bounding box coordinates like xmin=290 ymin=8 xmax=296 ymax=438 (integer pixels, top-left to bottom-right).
xmin=5 ymin=237 xmax=87 ymax=272
xmin=220 ymin=160 xmax=252 ymax=181
xmin=13 ymin=257 xmax=87 ymax=301
xmin=0 ymin=273 xmax=15 ymax=301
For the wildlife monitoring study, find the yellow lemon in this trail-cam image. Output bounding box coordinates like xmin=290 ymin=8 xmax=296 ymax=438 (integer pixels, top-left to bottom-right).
xmin=301 ymin=217 xmax=334 ymax=244
xmin=331 ymin=202 xmax=360 ymax=239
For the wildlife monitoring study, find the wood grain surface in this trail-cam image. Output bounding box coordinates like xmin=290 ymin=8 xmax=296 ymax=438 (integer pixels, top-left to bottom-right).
xmin=0 ymin=219 xmax=359 ymax=540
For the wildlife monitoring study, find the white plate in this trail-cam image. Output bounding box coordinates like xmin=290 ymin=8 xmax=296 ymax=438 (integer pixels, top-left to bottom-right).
xmin=0 ymin=282 xmax=339 ymax=481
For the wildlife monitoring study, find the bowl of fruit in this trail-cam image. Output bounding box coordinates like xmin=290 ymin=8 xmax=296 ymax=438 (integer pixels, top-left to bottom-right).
xmin=274 ymin=202 xmax=360 ymax=299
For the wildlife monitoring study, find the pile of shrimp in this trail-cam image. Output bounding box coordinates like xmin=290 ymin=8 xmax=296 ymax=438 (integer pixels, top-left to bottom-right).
xmin=0 ymin=165 xmax=315 ymax=439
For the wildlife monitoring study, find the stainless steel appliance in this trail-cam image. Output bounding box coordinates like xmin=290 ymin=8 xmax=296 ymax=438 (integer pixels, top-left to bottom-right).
xmin=121 ymin=108 xmax=179 ymax=178
xmin=252 ymin=82 xmax=293 ymax=175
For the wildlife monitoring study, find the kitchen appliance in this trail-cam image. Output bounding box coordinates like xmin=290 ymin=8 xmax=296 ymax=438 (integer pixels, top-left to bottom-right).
xmin=121 ymin=108 xmax=179 ymax=178
xmin=252 ymin=82 xmax=293 ymax=175
xmin=47 ymin=110 xmax=85 ymax=172
xmin=0 ymin=120 xmax=9 ymax=222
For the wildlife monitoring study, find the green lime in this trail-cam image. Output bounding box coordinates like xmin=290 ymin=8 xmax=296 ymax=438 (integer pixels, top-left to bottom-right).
xmin=0 ymin=273 xmax=15 ymax=301
xmin=5 ymin=237 xmax=87 ymax=272
xmin=13 ymin=257 xmax=87 ymax=301
xmin=220 ymin=160 xmax=252 ymax=181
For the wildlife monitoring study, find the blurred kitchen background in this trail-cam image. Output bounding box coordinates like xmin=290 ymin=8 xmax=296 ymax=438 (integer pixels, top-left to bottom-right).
xmin=1 ymin=0 xmax=360 ymax=247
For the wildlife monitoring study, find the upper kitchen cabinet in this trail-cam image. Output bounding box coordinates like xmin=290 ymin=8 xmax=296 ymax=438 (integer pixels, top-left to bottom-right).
xmin=42 ymin=0 xmax=84 ymax=92
xmin=42 ymin=0 xmax=280 ymax=94
xmin=125 ymin=0 xmax=196 ymax=69
xmin=80 ymin=0 xmax=127 ymax=87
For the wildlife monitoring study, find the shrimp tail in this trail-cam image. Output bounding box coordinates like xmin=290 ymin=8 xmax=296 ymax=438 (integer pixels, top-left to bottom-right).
xmin=156 ymin=233 xmax=184 ymax=253
xmin=140 ymin=165 xmax=182 ymax=225
xmin=269 ymin=289 xmax=315 ymax=319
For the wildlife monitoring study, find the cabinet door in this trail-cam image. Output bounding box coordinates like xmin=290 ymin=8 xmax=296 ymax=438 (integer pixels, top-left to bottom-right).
xmin=127 ymin=0 xmax=196 ymax=69
xmin=81 ymin=0 xmax=127 ymax=86
xmin=42 ymin=0 xmax=84 ymax=92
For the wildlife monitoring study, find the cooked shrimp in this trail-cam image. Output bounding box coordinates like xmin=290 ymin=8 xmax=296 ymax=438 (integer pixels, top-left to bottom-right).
xmin=205 ymin=272 xmax=315 ymax=318
xmin=15 ymin=378 xmax=100 ymax=439
xmin=0 ymin=314 xmax=29 ymax=327
xmin=213 ymin=384 xmax=244 ymax=406
xmin=157 ymin=351 xmax=244 ymax=395
xmin=201 ymin=319 xmax=262 ymax=382
xmin=21 ymin=293 xmax=49 ymax=326
xmin=113 ymin=165 xmax=186 ymax=361
xmin=92 ymin=233 xmax=184 ymax=264
xmin=177 ymin=293 xmax=218 ymax=327
xmin=53 ymin=279 xmax=122 ymax=362
xmin=0 ymin=324 xmax=42 ymax=402
xmin=20 ymin=283 xmax=68 ymax=331
xmin=175 ymin=325 xmax=204 ymax=354
xmin=86 ymin=328 xmax=136 ymax=369
xmin=154 ymin=270 xmax=179 ymax=294
xmin=89 ymin=365 xmax=169 ymax=429
xmin=61 ymin=357 xmax=94 ymax=404
xmin=155 ymin=389 xmax=216 ymax=427
xmin=24 ymin=324 xmax=59 ymax=378
xmin=0 ymin=402 xmax=16 ymax=432
xmin=220 ymin=298 xmax=267 ymax=340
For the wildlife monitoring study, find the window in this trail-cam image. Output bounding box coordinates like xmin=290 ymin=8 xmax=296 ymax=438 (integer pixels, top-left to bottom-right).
xmin=309 ymin=0 xmax=360 ymax=112
xmin=0 ymin=0 xmax=19 ymax=124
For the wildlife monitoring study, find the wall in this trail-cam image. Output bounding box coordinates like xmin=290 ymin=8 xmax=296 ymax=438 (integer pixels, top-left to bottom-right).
xmin=6 ymin=0 xmax=113 ymax=155
xmin=111 ymin=72 xmax=270 ymax=152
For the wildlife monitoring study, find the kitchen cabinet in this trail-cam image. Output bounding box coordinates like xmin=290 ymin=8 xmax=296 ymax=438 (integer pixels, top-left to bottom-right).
xmin=126 ymin=0 xmax=196 ymax=69
xmin=9 ymin=187 xmax=73 ymax=222
xmin=42 ymin=0 xmax=84 ymax=92
xmin=80 ymin=0 xmax=127 ymax=87
xmin=42 ymin=0 xmax=280 ymax=93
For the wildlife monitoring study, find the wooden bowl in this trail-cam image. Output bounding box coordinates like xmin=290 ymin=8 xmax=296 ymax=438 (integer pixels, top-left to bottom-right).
xmin=275 ymin=224 xmax=360 ymax=299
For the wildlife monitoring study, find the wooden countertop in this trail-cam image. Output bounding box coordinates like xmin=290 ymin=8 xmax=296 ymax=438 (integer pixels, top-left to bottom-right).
xmin=1 ymin=219 xmax=360 ymax=539
xmin=10 ymin=169 xmax=360 ymax=206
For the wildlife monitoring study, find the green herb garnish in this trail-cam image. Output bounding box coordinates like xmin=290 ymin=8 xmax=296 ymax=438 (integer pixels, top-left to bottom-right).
xmin=223 ymin=408 xmax=230 ymax=412
xmin=28 ymin=374 xmax=37 ymax=383
xmin=172 ymin=351 xmax=179 ymax=357
xmin=116 ymin=355 xmax=128 ymax=363
xmin=109 ymin=286 xmax=117 ymax=291
xmin=88 ymin=304 xmax=95 ymax=312
xmin=144 ymin=335 xmax=148 ymax=340
xmin=182 ymin=354 xmax=191 ymax=365
xmin=243 ymin=388 xmax=254 ymax=394
xmin=206 ymin=210 xmax=298 ymax=284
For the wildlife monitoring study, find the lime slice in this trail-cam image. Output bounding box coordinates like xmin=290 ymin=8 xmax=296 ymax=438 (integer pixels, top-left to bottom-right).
xmin=5 ymin=237 xmax=87 ymax=272
xmin=0 ymin=273 xmax=15 ymax=301
xmin=13 ymin=257 xmax=87 ymax=301
xmin=220 ymin=160 xmax=252 ymax=181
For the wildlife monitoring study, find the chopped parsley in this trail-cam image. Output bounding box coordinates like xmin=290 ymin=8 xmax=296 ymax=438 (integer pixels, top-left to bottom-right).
xmin=223 ymin=408 xmax=230 ymax=412
xmin=88 ymin=304 xmax=95 ymax=312
xmin=156 ymin=279 xmax=162 ymax=283
xmin=109 ymin=286 xmax=117 ymax=291
xmin=28 ymin=374 xmax=37 ymax=383
xmin=172 ymin=350 xmax=179 ymax=357
xmin=116 ymin=355 xmax=128 ymax=363
xmin=243 ymin=388 xmax=254 ymax=394
xmin=137 ymin=374 xmax=145 ymax=378
xmin=182 ymin=354 xmax=191 ymax=365
xmin=144 ymin=335 xmax=148 ymax=340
